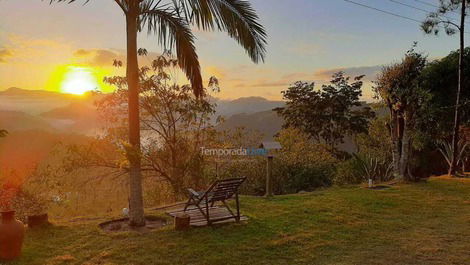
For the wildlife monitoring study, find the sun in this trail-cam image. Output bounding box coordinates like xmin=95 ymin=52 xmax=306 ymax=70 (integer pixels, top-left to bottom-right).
xmin=61 ymin=66 xmax=98 ymax=95
xmin=47 ymin=64 xmax=114 ymax=95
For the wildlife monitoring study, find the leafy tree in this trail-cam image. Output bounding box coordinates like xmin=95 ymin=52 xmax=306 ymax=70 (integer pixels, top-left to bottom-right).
xmin=418 ymin=48 xmax=470 ymax=139
xmin=65 ymin=54 xmax=217 ymax=202
xmin=422 ymin=0 xmax=468 ymax=175
xmin=410 ymin=48 xmax=470 ymax=176
xmin=374 ymin=47 xmax=428 ymax=181
xmin=355 ymin=115 xmax=392 ymax=162
xmin=49 ymin=0 xmax=267 ymax=226
xmin=276 ymin=72 xmax=375 ymax=151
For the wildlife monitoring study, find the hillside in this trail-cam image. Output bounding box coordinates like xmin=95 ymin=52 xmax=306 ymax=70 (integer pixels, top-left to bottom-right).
xmin=216 ymin=110 xmax=357 ymax=152
xmin=15 ymin=178 xmax=470 ymax=265
xmin=0 ymin=111 xmax=53 ymax=132
xmin=0 ymin=130 xmax=91 ymax=179
xmin=216 ymin=110 xmax=283 ymax=140
xmin=40 ymin=102 xmax=97 ymax=120
xmin=0 ymin=87 xmax=104 ymax=115
xmin=214 ymin=96 xmax=284 ymax=117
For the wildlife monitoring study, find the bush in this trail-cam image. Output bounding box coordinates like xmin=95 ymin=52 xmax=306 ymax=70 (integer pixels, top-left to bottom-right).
xmin=333 ymin=159 xmax=364 ymax=185
xmin=202 ymin=128 xmax=338 ymax=195
xmin=333 ymin=154 xmax=393 ymax=185
xmin=275 ymin=163 xmax=334 ymax=193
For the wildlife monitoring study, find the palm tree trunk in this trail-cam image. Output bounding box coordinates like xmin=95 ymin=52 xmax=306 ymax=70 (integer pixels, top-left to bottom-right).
xmin=126 ymin=9 xmax=145 ymax=227
xmin=449 ymin=0 xmax=466 ymax=176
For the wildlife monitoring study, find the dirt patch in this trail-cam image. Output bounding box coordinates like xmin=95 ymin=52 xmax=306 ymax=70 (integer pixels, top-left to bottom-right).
xmin=99 ymin=216 xmax=168 ymax=233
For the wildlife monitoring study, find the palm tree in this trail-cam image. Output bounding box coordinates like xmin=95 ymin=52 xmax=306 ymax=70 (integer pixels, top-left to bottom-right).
xmin=49 ymin=0 xmax=267 ymax=226
xmin=422 ymin=0 xmax=467 ymax=176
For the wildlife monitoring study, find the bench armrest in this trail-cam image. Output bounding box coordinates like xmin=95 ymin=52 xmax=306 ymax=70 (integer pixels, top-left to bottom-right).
xmin=187 ymin=188 xmax=200 ymax=198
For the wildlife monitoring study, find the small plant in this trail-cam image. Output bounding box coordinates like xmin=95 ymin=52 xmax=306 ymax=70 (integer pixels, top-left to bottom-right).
xmin=352 ymin=154 xmax=393 ymax=185
xmin=437 ymin=139 xmax=468 ymax=174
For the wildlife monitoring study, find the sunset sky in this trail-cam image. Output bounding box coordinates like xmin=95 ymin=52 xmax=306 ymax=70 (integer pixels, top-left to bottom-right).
xmin=0 ymin=0 xmax=461 ymax=100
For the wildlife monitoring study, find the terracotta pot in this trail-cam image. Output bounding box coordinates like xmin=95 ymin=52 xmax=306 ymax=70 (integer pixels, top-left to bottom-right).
xmin=27 ymin=213 xmax=49 ymax=228
xmin=0 ymin=211 xmax=25 ymax=261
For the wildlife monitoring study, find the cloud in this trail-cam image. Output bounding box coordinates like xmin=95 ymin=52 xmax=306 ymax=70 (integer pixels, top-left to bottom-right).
xmin=72 ymin=48 xmax=166 ymax=68
xmin=73 ymin=49 xmax=124 ymax=67
xmin=314 ymin=65 xmax=383 ymax=82
xmin=0 ymin=49 xmax=13 ymax=63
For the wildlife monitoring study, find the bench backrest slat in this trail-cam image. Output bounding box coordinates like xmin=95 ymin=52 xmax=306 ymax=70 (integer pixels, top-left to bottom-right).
xmin=204 ymin=177 xmax=246 ymax=203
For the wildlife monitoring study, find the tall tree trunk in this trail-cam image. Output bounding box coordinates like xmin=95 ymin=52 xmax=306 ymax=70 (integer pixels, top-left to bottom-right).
xmin=126 ymin=9 xmax=145 ymax=227
xmin=399 ymin=119 xmax=411 ymax=181
xmin=449 ymin=0 xmax=466 ymax=176
xmin=390 ymin=109 xmax=406 ymax=179
xmin=390 ymin=109 xmax=400 ymax=177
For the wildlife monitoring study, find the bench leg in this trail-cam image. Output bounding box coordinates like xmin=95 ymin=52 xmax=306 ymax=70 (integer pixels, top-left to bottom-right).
xmin=235 ymin=192 xmax=240 ymax=222
xmin=205 ymin=198 xmax=211 ymax=225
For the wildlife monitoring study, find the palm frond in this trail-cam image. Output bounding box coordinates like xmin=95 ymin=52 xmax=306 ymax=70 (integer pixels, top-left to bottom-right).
xmin=140 ymin=6 xmax=203 ymax=97
xmin=173 ymin=0 xmax=267 ymax=63
xmin=48 ymin=0 xmax=129 ymax=12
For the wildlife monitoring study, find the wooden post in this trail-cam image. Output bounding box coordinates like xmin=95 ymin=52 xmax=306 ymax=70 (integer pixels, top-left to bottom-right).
xmin=174 ymin=213 xmax=190 ymax=230
xmin=265 ymin=155 xmax=274 ymax=197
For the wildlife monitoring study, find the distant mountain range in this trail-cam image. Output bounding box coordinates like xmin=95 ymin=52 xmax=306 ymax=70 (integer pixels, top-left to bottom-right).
xmin=0 ymin=87 xmax=385 ymax=153
xmin=216 ymin=110 xmax=284 ymax=141
xmin=0 ymin=87 xmax=285 ymax=135
xmin=212 ymin=96 xmax=284 ymax=117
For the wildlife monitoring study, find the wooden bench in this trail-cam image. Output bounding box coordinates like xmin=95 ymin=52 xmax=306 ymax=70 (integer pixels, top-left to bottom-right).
xmin=183 ymin=177 xmax=247 ymax=225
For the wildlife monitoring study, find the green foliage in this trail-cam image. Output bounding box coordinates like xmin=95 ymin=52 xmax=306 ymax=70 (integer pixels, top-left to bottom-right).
xmin=333 ymin=158 xmax=364 ymax=185
xmin=276 ymin=72 xmax=375 ymax=150
xmin=374 ymin=45 xmax=429 ymax=180
xmin=421 ymin=0 xmax=466 ymax=36
xmin=204 ymin=127 xmax=337 ymax=195
xmin=410 ymin=48 xmax=470 ymax=176
xmin=355 ymin=116 xmax=392 ymax=161
xmin=374 ymin=46 xmax=428 ymax=114
xmin=334 ymin=154 xmax=393 ymax=185
xmin=418 ymin=48 xmax=470 ymax=139
xmin=276 ymin=163 xmax=334 ymax=193
xmin=437 ymin=139 xmax=469 ymax=173
xmin=274 ymin=128 xmax=337 ymax=193
xmin=353 ymin=154 xmax=393 ymax=182
xmin=65 ymin=54 xmax=217 ymax=201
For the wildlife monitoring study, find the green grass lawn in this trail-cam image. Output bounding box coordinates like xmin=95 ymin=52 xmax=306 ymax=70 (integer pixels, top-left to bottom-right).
xmin=11 ymin=178 xmax=470 ymax=265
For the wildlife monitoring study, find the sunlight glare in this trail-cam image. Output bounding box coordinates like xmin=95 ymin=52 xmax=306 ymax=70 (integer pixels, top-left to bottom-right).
xmin=61 ymin=66 xmax=98 ymax=95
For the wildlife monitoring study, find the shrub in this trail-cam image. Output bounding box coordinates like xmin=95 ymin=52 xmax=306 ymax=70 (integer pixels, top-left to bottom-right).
xmin=275 ymin=163 xmax=334 ymax=193
xmin=334 ymin=154 xmax=393 ymax=185
xmin=333 ymin=158 xmax=364 ymax=185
